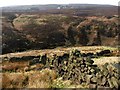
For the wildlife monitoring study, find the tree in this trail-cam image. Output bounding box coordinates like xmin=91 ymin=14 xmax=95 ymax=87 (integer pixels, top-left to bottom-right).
xmin=92 ymin=31 xmax=101 ymax=45
xmin=79 ymin=26 xmax=89 ymax=45
xmin=67 ymin=26 xmax=76 ymax=45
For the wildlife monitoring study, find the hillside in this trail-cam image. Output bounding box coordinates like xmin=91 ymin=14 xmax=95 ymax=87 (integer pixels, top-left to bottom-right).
xmin=2 ymin=13 xmax=119 ymax=54
xmin=1 ymin=4 xmax=119 ymax=54
xmin=1 ymin=4 xmax=120 ymax=89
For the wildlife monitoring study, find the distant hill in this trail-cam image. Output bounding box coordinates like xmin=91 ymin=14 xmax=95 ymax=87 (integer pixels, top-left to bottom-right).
xmin=1 ymin=4 xmax=117 ymax=14
xmin=1 ymin=4 xmax=118 ymax=17
xmin=1 ymin=4 xmax=119 ymax=54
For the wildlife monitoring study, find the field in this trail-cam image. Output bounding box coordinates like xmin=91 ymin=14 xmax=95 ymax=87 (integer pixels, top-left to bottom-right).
xmin=1 ymin=46 xmax=120 ymax=88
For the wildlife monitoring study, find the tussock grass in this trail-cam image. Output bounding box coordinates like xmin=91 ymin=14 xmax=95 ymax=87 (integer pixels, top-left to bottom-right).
xmin=2 ymin=69 xmax=57 ymax=88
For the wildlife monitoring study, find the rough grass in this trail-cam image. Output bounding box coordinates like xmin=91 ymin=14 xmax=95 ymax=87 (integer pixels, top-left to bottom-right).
xmin=1 ymin=46 xmax=119 ymax=58
xmin=1 ymin=46 xmax=119 ymax=88
xmin=2 ymin=61 xmax=28 ymax=72
xmin=1 ymin=65 xmax=90 ymax=88
xmin=13 ymin=14 xmax=68 ymax=30
xmin=93 ymin=57 xmax=120 ymax=66
xmin=2 ymin=69 xmax=57 ymax=88
xmin=2 ymin=72 xmax=26 ymax=88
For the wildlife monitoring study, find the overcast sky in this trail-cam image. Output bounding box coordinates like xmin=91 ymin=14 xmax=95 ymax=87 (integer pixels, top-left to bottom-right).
xmin=0 ymin=0 xmax=119 ymax=7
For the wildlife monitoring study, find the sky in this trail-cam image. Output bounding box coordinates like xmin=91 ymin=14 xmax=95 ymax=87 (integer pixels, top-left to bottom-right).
xmin=0 ymin=0 xmax=119 ymax=7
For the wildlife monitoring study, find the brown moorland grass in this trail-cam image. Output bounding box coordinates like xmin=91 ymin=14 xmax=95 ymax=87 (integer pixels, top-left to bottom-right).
xmin=1 ymin=46 xmax=119 ymax=58
xmin=2 ymin=69 xmax=57 ymax=88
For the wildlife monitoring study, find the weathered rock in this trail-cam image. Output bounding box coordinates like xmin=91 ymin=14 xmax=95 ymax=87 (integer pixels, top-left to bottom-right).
xmin=90 ymin=69 xmax=95 ymax=74
xmin=91 ymin=76 xmax=97 ymax=83
xmin=86 ymin=75 xmax=92 ymax=84
xmin=101 ymin=76 xmax=107 ymax=85
xmin=35 ymin=49 xmax=120 ymax=88
xmin=89 ymin=84 xmax=97 ymax=88
xmin=103 ymin=69 xmax=109 ymax=77
xmin=111 ymin=77 xmax=119 ymax=88
xmin=108 ymin=78 xmax=114 ymax=88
